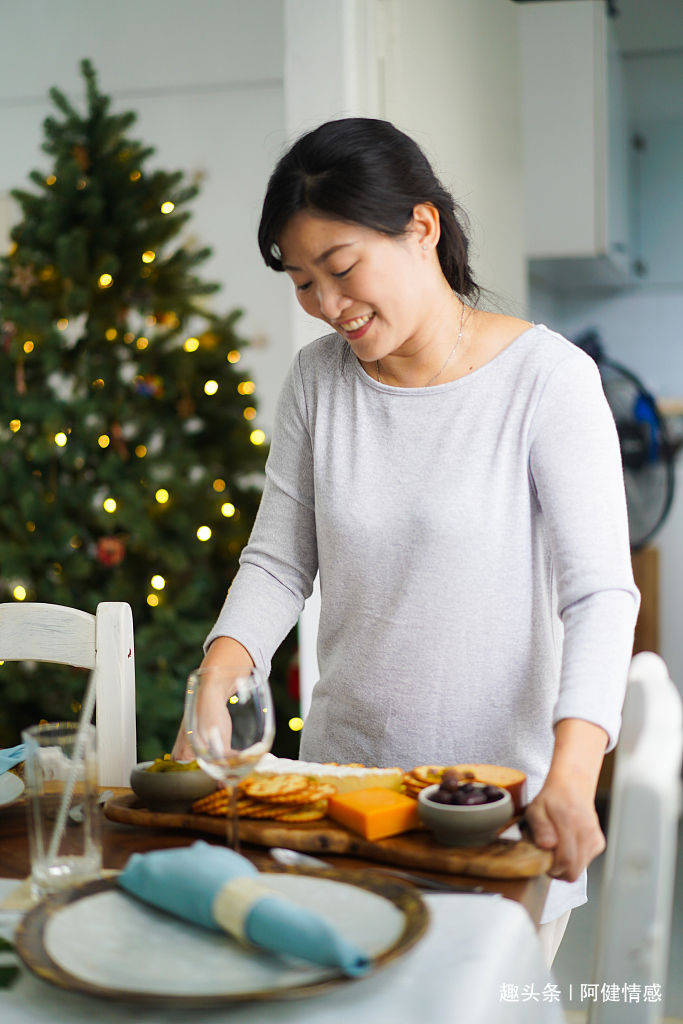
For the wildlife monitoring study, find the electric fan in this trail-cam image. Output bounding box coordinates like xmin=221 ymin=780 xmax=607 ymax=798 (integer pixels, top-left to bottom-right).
xmin=573 ymin=328 xmax=678 ymax=551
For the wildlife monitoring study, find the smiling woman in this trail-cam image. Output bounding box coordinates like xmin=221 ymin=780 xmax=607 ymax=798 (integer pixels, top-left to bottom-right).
xmin=173 ymin=117 xmax=640 ymax=968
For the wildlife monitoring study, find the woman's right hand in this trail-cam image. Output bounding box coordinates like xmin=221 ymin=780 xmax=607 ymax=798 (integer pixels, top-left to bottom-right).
xmin=170 ymin=637 xmax=255 ymax=761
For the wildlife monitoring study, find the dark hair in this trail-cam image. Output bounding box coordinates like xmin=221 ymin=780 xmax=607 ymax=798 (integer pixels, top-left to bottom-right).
xmin=258 ymin=117 xmax=481 ymax=304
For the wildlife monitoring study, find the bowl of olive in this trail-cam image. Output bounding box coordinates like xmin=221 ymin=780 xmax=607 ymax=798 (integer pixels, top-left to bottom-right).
xmin=417 ymin=770 xmax=513 ymax=847
xmin=130 ymin=758 xmax=217 ymax=813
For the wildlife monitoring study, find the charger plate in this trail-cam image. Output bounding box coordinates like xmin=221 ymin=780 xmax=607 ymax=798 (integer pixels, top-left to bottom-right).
xmin=15 ymin=868 xmax=428 ymax=1007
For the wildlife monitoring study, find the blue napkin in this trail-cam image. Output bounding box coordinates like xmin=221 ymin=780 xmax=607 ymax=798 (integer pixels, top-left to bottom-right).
xmin=0 ymin=744 xmax=26 ymax=775
xmin=118 ymin=841 xmax=370 ymax=977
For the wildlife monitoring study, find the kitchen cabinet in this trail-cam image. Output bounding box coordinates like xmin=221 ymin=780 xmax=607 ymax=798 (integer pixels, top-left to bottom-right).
xmin=519 ymin=0 xmax=632 ymax=290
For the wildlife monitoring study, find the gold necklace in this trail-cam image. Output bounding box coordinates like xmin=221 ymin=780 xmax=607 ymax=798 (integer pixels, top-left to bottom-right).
xmin=376 ymin=298 xmax=467 ymax=387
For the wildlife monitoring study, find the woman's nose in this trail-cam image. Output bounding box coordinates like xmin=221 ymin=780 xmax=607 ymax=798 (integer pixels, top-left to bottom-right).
xmin=316 ymin=282 xmax=348 ymax=321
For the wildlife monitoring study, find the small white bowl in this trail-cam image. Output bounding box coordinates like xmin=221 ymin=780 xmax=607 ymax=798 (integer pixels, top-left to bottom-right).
xmin=417 ymin=783 xmax=513 ymax=847
xmin=130 ymin=761 xmax=217 ymax=813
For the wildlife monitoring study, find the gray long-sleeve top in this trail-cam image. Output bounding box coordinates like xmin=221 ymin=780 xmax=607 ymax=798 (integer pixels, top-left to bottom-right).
xmin=205 ymin=324 xmax=640 ymax=922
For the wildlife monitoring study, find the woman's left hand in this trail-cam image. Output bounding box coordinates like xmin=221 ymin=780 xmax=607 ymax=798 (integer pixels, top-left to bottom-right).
xmin=524 ymin=777 xmax=606 ymax=883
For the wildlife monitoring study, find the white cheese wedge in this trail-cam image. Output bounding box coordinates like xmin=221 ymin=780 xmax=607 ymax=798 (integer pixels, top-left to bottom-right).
xmin=251 ymin=753 xmax=403 ymax=793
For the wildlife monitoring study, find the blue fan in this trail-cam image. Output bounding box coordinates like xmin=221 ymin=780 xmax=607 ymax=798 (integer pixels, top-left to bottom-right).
xmin=573 ymin=329 xmax=677 ymax=550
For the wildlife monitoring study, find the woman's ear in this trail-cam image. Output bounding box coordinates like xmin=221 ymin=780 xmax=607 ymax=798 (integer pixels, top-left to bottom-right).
xmin=411 ymin=202 xmax=441 ymax=249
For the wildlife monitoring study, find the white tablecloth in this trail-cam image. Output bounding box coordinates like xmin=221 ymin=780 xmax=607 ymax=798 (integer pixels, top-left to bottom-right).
xmin=0 ymin=879 xmax=564 ymax=1024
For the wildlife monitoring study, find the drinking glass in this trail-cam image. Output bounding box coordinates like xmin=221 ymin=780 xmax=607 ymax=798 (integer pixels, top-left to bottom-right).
xmin=22 ymin=722 xmax=102 ymax=897
xmin=183 ymin=665 xmax=275 ymax=851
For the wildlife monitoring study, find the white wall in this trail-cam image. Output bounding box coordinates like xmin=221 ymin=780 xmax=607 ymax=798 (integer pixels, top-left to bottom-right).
xmin=0 ymin=0 xmax=290 ymax=431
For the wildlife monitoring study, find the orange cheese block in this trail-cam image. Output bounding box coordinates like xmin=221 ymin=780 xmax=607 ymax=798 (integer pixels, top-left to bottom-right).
xmin=327 ymin=788 xmax=421 ymax=841
xmin=453 ymin=764 xmax=527 ymax=813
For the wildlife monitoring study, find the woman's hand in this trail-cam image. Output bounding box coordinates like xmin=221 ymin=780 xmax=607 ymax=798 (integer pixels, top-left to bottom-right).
xmin=524 ymin=778 xmax=605 ymax=882
xmin=170 ymin=637 xmax=255 ymax=761
xmin=525 ymin=717 xmax=609 ymax=882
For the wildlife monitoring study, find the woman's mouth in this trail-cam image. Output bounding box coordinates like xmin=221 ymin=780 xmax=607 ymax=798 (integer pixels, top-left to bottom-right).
xmin=339 ymin=312 xmax=375 ymax=340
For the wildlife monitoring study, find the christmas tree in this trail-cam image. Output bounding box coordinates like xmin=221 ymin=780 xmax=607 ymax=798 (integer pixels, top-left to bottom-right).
xmin=0 ymin=59 xmax=298 ymax=756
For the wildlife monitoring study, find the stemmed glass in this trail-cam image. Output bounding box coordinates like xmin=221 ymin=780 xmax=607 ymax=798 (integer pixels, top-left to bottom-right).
xmin=183 ymin=665 xmax=275 ymax=851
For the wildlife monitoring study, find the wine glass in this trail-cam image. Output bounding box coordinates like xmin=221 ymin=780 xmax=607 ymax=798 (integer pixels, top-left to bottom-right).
xmin=183 ymin=665 xmax=275 ymax=851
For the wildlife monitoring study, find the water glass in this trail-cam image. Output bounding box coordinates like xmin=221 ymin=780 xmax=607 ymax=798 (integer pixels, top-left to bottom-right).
xmin=22 ymin=722 xmax=102 ymax=897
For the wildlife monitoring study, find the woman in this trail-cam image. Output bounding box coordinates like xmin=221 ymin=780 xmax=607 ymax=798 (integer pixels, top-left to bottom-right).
xmin=173 ymin=117 xmax=640 ymax=966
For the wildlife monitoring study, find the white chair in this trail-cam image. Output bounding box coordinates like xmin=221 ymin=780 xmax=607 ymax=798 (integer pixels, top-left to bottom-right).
xmin=588 ymin=651 xmax=682 ymax=1023
xmin=0 ymin=602 xmax=137 ymax=786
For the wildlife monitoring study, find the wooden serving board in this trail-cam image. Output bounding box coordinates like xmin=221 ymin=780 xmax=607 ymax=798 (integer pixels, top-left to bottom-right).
xmin=105 ymin=792 xmax=552 ymax=880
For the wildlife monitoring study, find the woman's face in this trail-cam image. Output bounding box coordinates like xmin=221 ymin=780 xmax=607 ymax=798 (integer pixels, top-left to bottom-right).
xmin=278 ymin=209 xmax=433 ymax=364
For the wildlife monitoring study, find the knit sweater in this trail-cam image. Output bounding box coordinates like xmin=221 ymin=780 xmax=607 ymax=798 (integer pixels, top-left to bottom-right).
xmin=205 ymin=323 xmax=640 ymax=922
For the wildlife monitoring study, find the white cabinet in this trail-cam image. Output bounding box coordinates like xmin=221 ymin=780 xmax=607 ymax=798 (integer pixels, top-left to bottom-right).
xmin=519 ymin=0 xmax=632 ymax=290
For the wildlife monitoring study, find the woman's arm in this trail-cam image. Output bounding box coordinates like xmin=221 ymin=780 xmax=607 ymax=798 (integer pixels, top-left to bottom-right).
xmin=525 ymin=718 xmax=608 ymax=881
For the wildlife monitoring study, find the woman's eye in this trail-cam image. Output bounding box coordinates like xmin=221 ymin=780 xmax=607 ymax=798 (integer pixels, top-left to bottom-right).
xmin=295 ymin=265 xmax=354 ymax=292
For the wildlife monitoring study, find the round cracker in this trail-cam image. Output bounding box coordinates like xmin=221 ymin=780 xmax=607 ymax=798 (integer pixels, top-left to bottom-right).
xmin=241 ymin=774 xmax=309 ymax=800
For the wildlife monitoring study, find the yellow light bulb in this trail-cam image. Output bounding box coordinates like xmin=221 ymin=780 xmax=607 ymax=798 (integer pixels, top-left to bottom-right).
xmin=103 ymin=498 xmax=117 ymax=513
xmin=243 ymin=407 xmax=256 ymax=420
xmin=142 ymin=251 xmax=156 ymax=264
xmin=13 ymin=585 xmax=27 ymax=602
xmin=147 ymin=593 xmax=159 ymax=607
xmin=46 ymin=175 xmax=57 ymax=186
xmin=213 ymin=478 xmax=226 ymax=492
xmin=27 ymin=522 xmax=36 ymax=533
xmin=130 ymin=170 xmax=141 ymax=182
xmin=151 ymin=575 xmax=165 ymax=590
xmin=204 ymin=380 xmax=218 ymax=396
xmin=23 ymin=341 xmax=34 ymax=354
xmin=197 ymin=526 xmax=212 ymax=541
xmin=229 ymin=695 xmax=239 ymax=704
xmin=227 ymin=350 xmax=241 ymax=364
xmin=155 ymin=488 xmax=169 ymax=504
xmin=124 ymin=332 xmax=134 ymax=344
xmin=69 ymin=536 xmax=80 ymax=548
xmin=136 ymin=336 xmax=149 ymax=350
xmin=161 ymin=201 xmax=175 ymax=214
xmin=288 ymin=717 xmax=304 ymax=732
xmin=54 ymin=432 xmax=67 ymax=447
xmin=57 ymin=318 xmax=69 ymax=331
xmin=92 ymin=378 xmax=105 ymax=388
xmin=250 ymin=429 xmax=266 ymax=446
xmin=98 ymin=434 xmax=110 ymax=448
xmin=135 ymin=445 xmax=147 ymax=458
xmin=221 ymin=502 xmax=235 ymax=518
xmin=238 ymin=381 xmax=255 ymax=395
xmin=9 ymin=419 xmax=21 ymax=433
xmin=105 ymin=328 xmax=117 ymax=341
xmin=183 ymin=337 xmax=199 ymax=352
xmin=98 ymin=273 xmax=113 ymax=289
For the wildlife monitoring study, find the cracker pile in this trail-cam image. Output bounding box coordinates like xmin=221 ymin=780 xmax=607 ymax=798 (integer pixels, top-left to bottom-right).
xmin=402 ymin=765 xmax=474 ymax=799
xmin=192 ymin=773 xmax=337 ymax=823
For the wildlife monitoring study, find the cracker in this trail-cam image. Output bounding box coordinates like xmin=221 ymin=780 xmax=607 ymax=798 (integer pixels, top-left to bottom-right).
xmin=272 ymin=805 xmax=327 ymax=823
xmin=411 ymin=765 xmax=445 ymax=785
xmin=241 ymin=774 xmax=309 ymax=800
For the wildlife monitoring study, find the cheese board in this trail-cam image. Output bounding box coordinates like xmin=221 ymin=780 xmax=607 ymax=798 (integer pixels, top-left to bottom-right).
xmin=104 ymin=792 xmax=552 ymax=880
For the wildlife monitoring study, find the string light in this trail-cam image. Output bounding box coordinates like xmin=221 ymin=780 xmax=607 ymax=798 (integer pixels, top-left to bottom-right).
xmin=204 ymin=380 xmax=218 ymax=396
xmin=130 ymin=170 xmax=141 ymax=182
xmin=142 ymin=251 xmax=156 ymax=264
xmin=57 ymin=318 xmax=69 ymax=331
xmin=23 ymin=341 xmax=34 ymax=353
xmin=54 ymin=432 xmax=67 ymax=447
xmin=98 ymin=434 xmax=110 ymax=448
xmin=92 ymin=379 xmax=105 ymax=388
xmin=46 ymin=175 xmax=56 ymax=186
xmin=183 ymin=337 xmax=199 ymax=352
xmin=69 ymin=536 xmax=81 ymax=548
xmin=98 ymin=273 xmax=113 ymax=289
xmin=250 ymin=429 xmax=266 ymax=446
xmin=27 ymin=522 xmax=36 ymax=533
xmin=238 ymin=381 xmax=255 ymax=395
xmin=227 ymin=350 xmax=241 ymax=364
xmin=103 ymin=498 xmax=117 ymax=513
xmin=136 ymin=336 xmax=149 ymax=350
xmin=135 ymin=445 xmax=147 ymax=458
xmin=288 ymin=717 xmax=304 ymax=732
xmin=221 ymin=503 xmax=235 ymax=518
xmin=10 ymin=420 xmax=21 ymax=433
xmin=147 ymin=593 xmax=159 ymax=607
xmin=161 ymin=201 xmax=174 ymax=214
xmin=229 ymin=695 xmax=239 ymax=704
xmin=151 ymin=575 xmax=165 ymax=590
xmin=105 ymin=328 xmax=117 ymax=341
xmin=213 ymin=478 xmax=226 ymax=492
xmin=77 ymin=178 xmax=87 ymax=190
xmin=155 ymin=489 xmax=169 ymax=504
xmin=243 ymin=407 xmax=256 ymax=420
xmin=197 ymin=526 xmax=212 ymax=541
xmin=124 ymin=332 xmax=134 ymax=344
xmin=12 ymin=585 xmax=27 ymax=601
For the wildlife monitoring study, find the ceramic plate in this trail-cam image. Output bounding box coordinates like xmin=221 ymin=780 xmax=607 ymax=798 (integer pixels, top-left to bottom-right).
xmin=0 ymin=771 xmax=24 ymax=808
xmin=15 ymin=869 xmax=428 ymax=1006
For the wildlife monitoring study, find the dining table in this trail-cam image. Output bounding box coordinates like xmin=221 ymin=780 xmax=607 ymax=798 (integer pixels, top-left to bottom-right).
xmin=0 ymin=783 xmax=567 ymax=1023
